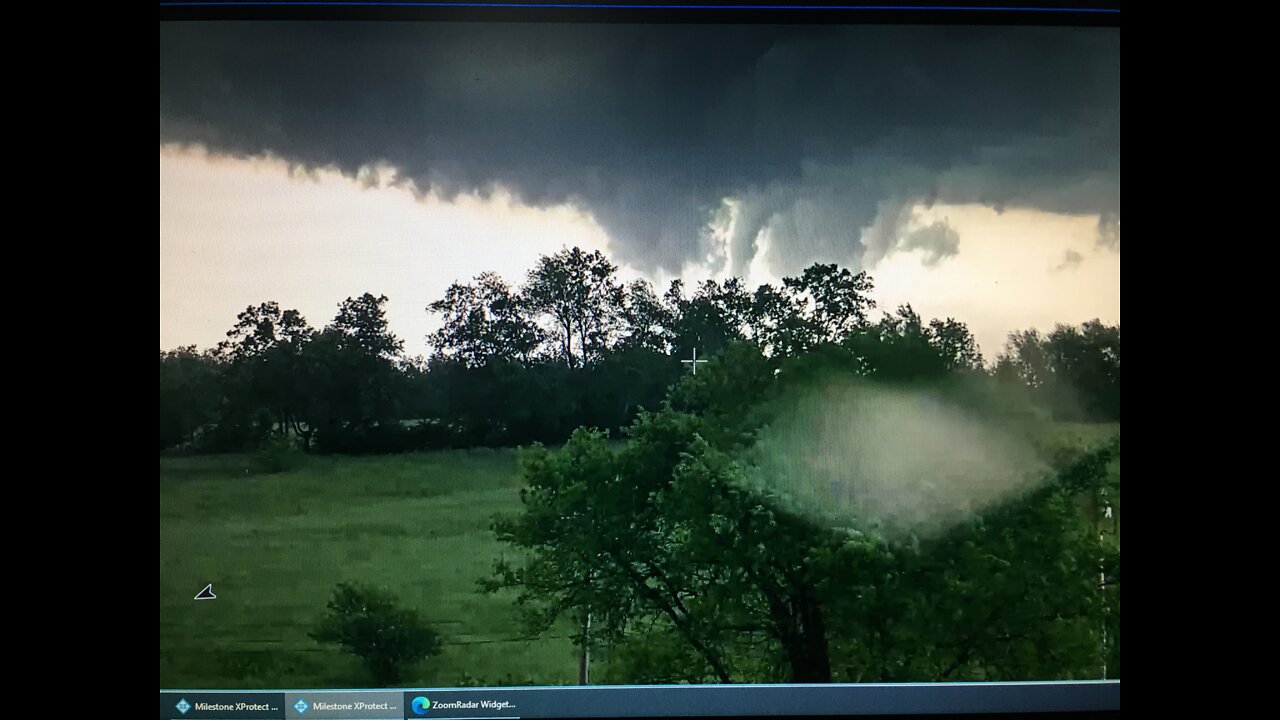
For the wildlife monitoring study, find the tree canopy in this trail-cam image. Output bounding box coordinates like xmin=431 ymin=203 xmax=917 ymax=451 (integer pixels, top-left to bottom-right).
xmin=485 ymin=344 xmax=1119 ymax=683
xmin=160 ymin=245 xmax=1119 ymax=455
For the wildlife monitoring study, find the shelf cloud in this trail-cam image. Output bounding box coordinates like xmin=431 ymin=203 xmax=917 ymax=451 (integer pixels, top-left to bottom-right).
xmin=160 ymin=22 xmax=1120 ymax=278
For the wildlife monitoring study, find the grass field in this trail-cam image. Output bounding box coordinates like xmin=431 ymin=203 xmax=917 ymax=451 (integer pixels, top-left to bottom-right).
xmin=160 ymin=448 xmax=582 ymax=689
xmin=160 ymin=423 xmax=1118 ymax=689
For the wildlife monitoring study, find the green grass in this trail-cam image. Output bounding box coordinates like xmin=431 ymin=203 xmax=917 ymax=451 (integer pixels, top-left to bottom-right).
xmin=160 ymin=449 xmax=581 ymax=689
xmin=161 ymin=422 xmax=1119 ymax=689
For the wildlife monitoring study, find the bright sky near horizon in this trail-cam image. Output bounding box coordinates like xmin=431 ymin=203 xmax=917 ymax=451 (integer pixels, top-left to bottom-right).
xmin=160 ymin=146 xmax=1119 ymax=362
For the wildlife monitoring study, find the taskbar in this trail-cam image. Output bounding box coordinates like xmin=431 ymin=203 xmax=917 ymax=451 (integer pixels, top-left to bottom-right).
xmin=160 ymin=682 xmax=1119 ymax=719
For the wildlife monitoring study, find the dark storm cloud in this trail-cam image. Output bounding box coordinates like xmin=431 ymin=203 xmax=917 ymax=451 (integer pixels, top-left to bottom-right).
xmin=859 ymin=196 xmax=960 ymax=268
xmin=1097 ymin=211 xmax=1121 ymax=249
xmin=159 ymin=22 xmax=1120 ymax=276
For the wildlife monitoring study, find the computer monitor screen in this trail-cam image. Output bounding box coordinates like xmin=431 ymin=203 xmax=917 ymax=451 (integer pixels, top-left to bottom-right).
xmin=160 ymin=3 xmax=1120 ymax=718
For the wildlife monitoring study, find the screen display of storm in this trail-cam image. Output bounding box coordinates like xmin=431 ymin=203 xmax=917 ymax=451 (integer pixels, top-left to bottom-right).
xmin=159 ymin=21 xmax=1120 ymax=689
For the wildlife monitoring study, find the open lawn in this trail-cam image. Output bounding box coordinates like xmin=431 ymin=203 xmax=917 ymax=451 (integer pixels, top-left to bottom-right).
xmin=160 ymin=422 xmax=1119 ymax=689
xmin=160 ymin=448 xmax=580 ymax=689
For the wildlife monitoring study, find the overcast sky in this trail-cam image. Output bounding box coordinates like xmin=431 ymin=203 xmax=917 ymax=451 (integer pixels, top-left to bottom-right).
xmin=159 ymin=21 xmax=1120 ymax=360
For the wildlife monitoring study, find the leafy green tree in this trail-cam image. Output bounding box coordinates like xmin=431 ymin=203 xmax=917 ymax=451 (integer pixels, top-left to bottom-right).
xmin=746 ymin=283 xmax=809 ymax=358
xmin=1045 ymin=321 xmax=1121 ymax=420
xmin=395 ymin=354 xmax=435 ymax=423
xmin=999 ymin=329 xmax=1050 ymax=391
xmin=487 ymin=424 xmax=740 ymax=683
xmin=488 ymin=396 xmax=888 ymax=683
xmin=667 ymin=279 xmax=751 ymax=363
xmin=327 ymin=293 xmax=403 ymax=361
xmin=997 ymin=321 xmax=1120 ymax=421
xmin=653 ymin=433 xmax=850 ymax=682
xmin=580 ymin=348 xmax=679 ymax=431
xmin=782 ymin=263 xmax=877 ymax=347
xmin=898 ymin=438 xmax=1120 ymax=681
xmin=428 ymin=273 xmax=543 ymax=367
xmin=489 ymin=341 xmax=1118 ymax=684
xmin=837 ymin=305 xmax=948 ymax=382
xmin=488 ymin=348 xmax=858 ymax=684
xmin=877 ymin=303 xmax=925 ymax=339
xmin=325 ymin=294 xmax=403 ymax=424
xmin=159 ymin=346 xmax=222 ymax=449
xmin=304 ymin=294 xmax=409 ymax=451
xmin=311 ymin=582 xmax=442 ymax=686
xmin=617 ymin=279 xmax=674 ymax=354
xmin=523 ymin=247 xmax=623 ymax=368
xmin=212 ymin=302 xmax=316 ymax=447
xmin=928 ymin=318 xmax=984 ymax=372
xmin=289 ymin=329 xmax=341 ymax=450
xmin=666 ymin=341 xmax=779 ymax=447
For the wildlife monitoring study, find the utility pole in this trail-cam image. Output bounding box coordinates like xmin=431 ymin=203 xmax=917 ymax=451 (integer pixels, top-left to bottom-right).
xmin=1099 ymin=485 xmax=1113 ymax=679
xmin=578 ymin=610 xmax=591 ymax=685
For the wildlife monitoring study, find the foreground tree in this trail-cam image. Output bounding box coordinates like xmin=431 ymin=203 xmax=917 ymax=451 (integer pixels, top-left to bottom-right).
xmin=865 ymin=438 xmax=1120 ymax=681
xmin=487 ymin=346 xmax=1119 ymax=683
xmin=483 ymin=348 xmax=850 ymax=683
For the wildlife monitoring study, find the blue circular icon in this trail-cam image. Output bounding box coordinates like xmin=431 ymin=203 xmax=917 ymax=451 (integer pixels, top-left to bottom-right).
xmin=412 ymin=696 xmax=431 ymax=715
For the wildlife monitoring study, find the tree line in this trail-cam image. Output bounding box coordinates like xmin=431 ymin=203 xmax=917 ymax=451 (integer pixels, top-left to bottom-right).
xmin=159 ymin=246 xmax=1120 ymax=453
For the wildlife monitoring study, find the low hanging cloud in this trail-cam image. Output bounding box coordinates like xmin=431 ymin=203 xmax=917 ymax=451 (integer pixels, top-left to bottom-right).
xmin=1054 ymin=249 xmax=1086 ymax=273
xmin=159 ymin=22 xmax=1120 ymax=278
xmin=1097 ymin=212 xmax=1122 ymax=250
xmin=861 ymin=198 xmax=961 ymax=269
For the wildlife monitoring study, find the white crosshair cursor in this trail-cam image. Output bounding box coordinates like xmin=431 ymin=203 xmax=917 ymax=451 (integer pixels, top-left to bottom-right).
xmin=682 ymin=347 xmax=708 ymax=375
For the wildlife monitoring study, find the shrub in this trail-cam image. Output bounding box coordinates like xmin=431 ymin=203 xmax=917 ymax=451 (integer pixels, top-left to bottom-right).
xmin=310 ymin=582 xmax=442 ymax=686
xmin=253 ymin=435 xmax=303 ymax=474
